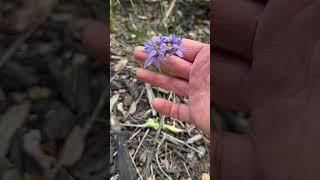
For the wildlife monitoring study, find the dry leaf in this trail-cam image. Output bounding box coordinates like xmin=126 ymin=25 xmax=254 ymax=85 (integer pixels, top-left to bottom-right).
xmin=58 ymin=126 xmax=85 ymax=166
xmin=160 ymin=159 xmax=170 ymax=171
xmin=128 ymin=101 xmax=137 ymax=115
xmin=110 ymin=94 xmax=120 ymax=113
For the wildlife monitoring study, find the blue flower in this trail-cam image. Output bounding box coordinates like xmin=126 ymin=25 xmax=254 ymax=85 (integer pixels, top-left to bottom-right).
xmin=143 ymin=33 xmax=186 ymax=69
xmin=164 ymin=33 xmax=185 ymax=58
xmin=143 ymin=36 xmax=166 ymax=69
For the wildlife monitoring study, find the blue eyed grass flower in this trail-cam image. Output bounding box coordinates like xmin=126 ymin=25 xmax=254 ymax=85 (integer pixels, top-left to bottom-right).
xmin=143 ymin=33 xmax=185 ymax=70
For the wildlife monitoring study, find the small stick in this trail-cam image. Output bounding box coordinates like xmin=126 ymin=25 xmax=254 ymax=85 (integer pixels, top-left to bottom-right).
xmin=129 ymin=128 xmax=142 ymax=141
xmin=162 ymin=132 xmax=204 ymax=156
xmin=84 ymin=88 xmax=108 ymax=134
xmin=0 ymin=24 xmax=38 ymax=68
xmin=120 ymin=123 xmax=144 ymax=128
xmin=165 ymin=0 xmax=177 ymax=20
xmin=110 ymin=67 xmax=124 ymax=82
xmin=153 ymin=92 xmax=173 ymax=145
xmin=132 ymin=129 xmax=150 ymax=159
xmin=129 ymin=150 xmax=143 ymax=179
xmin=156 ymin=136 xmax=172 ymax=180
xmin=145 ymin=83 xmax=157 ymax=116
xmin=183 ymin=162 xmax=192 ymax=180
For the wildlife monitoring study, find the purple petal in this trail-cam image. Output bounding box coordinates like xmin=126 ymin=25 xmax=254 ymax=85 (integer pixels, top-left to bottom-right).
xmin=150 ymin=50 xmax=157 ymax=57
xmin=157 ymin=55 xmax=165 ymax=61
xmin=169 ymin=34 xmax=173 ymax=41
xmin=154 ymin=59 xmax=160 ymax=69
xmin=144 ymin=57 xmax=155 ymax=68
xmin=176 ymin=50 xmax=183 ymax=57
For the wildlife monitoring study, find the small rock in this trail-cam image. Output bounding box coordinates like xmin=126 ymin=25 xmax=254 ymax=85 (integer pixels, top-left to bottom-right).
xmin=28 ymin=87 xmax=51 ymax=100
xmin=131 ymin=34 xmax=136 ymax=39
xmin=196 ymin=146 xmax=206 ymax=159
xmin=201 ymin=173 xmax=210 ymax=180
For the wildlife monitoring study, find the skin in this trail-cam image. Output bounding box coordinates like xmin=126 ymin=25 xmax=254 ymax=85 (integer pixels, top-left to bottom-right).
xmin=133 ymin=42 xmax=210 ymax=135
xmin=213 ymin=0 xmax=320 ymax=179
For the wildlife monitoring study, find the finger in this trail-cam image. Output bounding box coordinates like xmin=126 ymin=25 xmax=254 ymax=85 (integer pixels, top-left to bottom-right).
xmin=213 ymin=49 xmax=251 ymax=112
xmin=133 ymin=46 xmax=192 ymax=80
xmin=136 ymin=68 xmax=188 ymax=97
xmin=82 ymin=21 xmax=107 ymax=64
xmin=213 ymin=0 xmax=264 ymax=59
xmin=152 ymin=98 xmax=191 ymax=123
xmin=180 ymin=39 xmax=208 ymax=62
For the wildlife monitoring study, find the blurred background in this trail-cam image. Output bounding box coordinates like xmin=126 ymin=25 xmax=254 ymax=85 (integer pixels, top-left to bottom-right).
xmin=110 ymin=0 xmax=210 ymax=179
xmin=0 ymin=0 xmax=107 ymax=179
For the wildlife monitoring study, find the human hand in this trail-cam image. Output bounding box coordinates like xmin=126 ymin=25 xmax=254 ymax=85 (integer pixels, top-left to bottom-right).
xmin=214 ymin=0 xmax=320 ymax=179
xmin=133 ymin=40 xmax=210 ymax=134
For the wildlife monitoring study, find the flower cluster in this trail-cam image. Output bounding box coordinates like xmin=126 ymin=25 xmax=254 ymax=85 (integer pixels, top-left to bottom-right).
xmin=143 ymin=33 xmax=185 ymax=69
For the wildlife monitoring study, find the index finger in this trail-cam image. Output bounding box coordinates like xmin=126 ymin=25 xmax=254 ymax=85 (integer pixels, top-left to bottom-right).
xmin=180 ymin=39 xmax=208 ymax=62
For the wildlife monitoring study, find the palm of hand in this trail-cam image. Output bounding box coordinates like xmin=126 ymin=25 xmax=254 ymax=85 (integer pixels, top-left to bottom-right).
xmin=188 ymin=46 xmax=210 ymax=134
xmin=133 ymin=40 xmax=210 ymax=134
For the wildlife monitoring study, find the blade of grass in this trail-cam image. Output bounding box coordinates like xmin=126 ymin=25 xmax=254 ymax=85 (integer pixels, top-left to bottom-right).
xmin=159 ymin=0 xmax=169 ymax=35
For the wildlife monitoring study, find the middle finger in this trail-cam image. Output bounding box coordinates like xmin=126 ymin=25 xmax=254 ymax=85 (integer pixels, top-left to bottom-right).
xmin=133 ymin=46 xmax=192 ymax=80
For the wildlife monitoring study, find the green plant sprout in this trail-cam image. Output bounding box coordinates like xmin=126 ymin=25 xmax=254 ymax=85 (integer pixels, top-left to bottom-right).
xmin=120 ymin=118 xmax=184 ymax=134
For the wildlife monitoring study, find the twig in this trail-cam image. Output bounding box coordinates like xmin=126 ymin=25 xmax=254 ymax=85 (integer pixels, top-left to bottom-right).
xmin=120 ymin=123 xmax=144 ymax=128
xmin=84 ymin=87 xmax=108 ymax=134
xmin=132 ymin=129 xmax=150 ymax=159
xmin=145 ymin=83 xmax=157 ymax=116
xmin=110 ymin=67 xmax=124 ymax=82
xmin=156 ymin=136 xmax=172 ymax=180
xmin=129 ymin=128 xmax=142 ymax=141
xmin=153 ymin=92 xmax=173 ymax=145
xmin=129 ymin=151 xmax=143 ymax=179
xmin=153 ymin=115 xmax=166 ymax=145
xmin=183 ymin=162 xmax=192 ymax=180
xmin=164 ymin=0 xmax=177 ymax=22
xmin=162 ymin=132 xmax=205 ymax=156
xmin=0 ymin=23 xmax=39 ymax=68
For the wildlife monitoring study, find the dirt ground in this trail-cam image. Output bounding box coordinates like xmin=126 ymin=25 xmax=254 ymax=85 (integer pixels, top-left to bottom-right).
xmin=110 ymin=0 xmax=210 ymax=179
